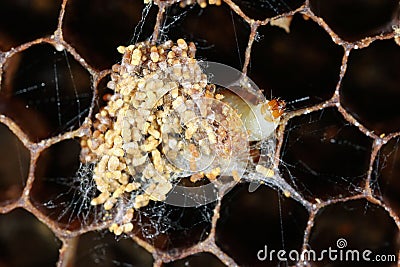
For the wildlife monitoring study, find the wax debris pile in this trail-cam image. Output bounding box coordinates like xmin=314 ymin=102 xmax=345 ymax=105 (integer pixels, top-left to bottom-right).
xmin=80 ymin=39 xmax=283 ymax=235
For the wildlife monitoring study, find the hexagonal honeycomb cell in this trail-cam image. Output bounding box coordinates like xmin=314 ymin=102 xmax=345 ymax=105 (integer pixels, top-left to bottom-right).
xmin=216 ymin=184 xmax=308 ymax=266
xmin=1 ymin=43 xmax=92 ymax=141
xmin=250 ymin=13 xmax=344 ymax=110
xmin=340 ymin=39 xmax=400 ymax=134
xmin=0 ymin=0 xmax=62 ymax=50
xmin=0 ymin=209 xmax=61 ymax=267
xmin=280 ymin=108 xmax=372 ymax=201
xmin=309 ymin=0 xmax=398 ymax=41
xmin=30 ymin=139 xmax=101 ymax=231
xmin=309 ymin=200 xmax=399 ymax=267
xmin=0 ymin=123 xmax=30 ymax=204
xmin=0 ymin=0 xmax=399 ymax=266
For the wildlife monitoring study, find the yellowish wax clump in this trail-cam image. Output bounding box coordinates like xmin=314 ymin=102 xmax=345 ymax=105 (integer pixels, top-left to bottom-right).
xmin=81 ymin=39 xmax=253 ymax=235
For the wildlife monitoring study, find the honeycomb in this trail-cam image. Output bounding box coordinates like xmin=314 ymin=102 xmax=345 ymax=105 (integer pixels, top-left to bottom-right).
xmin=0 ymin=0 xmax=399 ymax=266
